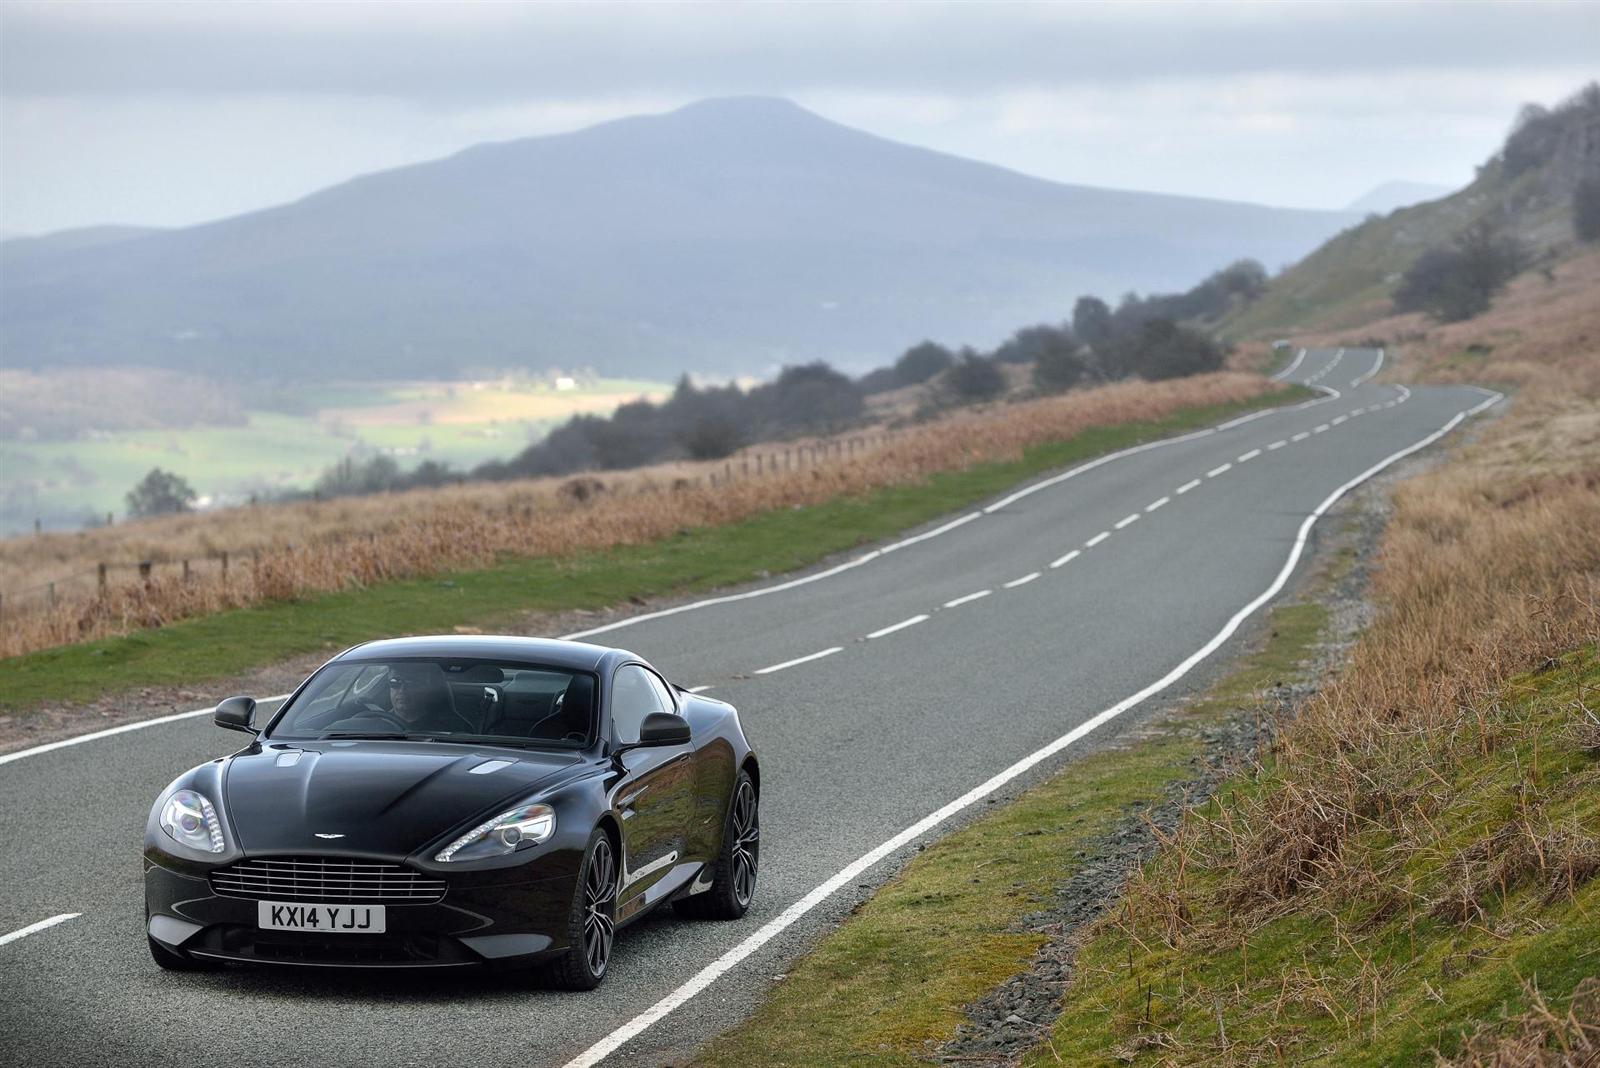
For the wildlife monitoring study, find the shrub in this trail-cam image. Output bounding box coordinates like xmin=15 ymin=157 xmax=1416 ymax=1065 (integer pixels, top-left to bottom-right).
xmin=893 ymin=341 xmax=956 ymax=385
xmin=941 ymin=349 xmax=1006 ymax=402
xmin=1575 ymin=175 xmax=1600 ymax=242
xmin=1106 ymin=318 xmax=1225 ymax=381
xmin=1394 ymin=220 xmax=1527 ymax=322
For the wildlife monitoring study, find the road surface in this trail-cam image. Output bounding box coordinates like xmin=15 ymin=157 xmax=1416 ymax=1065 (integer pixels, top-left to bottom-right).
xmin=0 ymin=349 xmax=1498 ymax=1067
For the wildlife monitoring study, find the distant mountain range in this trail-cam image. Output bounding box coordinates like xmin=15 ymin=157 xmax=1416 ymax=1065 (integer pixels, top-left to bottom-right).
xmin=0 ymin=97 xmax=1362 ymax=381
xmin=1343 ymin=181 xmax=1454 ymax=215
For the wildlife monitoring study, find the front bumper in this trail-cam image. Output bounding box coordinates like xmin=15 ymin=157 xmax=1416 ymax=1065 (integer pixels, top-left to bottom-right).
xmin=144 ymin=850 xmax=579 ymax=970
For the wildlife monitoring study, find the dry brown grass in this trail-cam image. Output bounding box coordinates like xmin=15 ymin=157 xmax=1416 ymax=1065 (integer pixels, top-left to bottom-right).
xmin=0 ymin=371 xmax=1276 ymax=659
xmin=1441 ymin=977 xmax=1600 ymax=1068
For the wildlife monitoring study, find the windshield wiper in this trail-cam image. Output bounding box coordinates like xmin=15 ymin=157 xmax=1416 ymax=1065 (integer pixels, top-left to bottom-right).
xmin=319 ymin=731 xmax=436 ymax=741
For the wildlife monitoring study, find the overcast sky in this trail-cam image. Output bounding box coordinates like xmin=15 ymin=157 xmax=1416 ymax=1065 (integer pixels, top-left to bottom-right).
xmin=2 ymin=0 xmax=1596 ymax=235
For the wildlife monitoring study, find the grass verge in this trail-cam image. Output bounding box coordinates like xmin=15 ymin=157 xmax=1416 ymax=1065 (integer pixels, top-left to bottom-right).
xmin=688 ymin=599 xmax=1332 ymax=1068
xmin=1035 ymin=651 xmax=1599 ymax=1066
xmin=0 ymin=389 xmax=1304 ymax=710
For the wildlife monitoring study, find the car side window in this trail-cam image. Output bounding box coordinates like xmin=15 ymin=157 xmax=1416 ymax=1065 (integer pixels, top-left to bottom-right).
xmin=644 ymin=670 xmax=677 ymax=715
xmin=612 ymin=665 xmax=670 ymax=744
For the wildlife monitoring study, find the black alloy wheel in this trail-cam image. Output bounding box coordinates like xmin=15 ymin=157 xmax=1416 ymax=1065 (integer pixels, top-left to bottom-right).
xmin=544 ymin=829 xmax=619 ymax=990
xmin=675 ymin=770 xmax=758 ymax=920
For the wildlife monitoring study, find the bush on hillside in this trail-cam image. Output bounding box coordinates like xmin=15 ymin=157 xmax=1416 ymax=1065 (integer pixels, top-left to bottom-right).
xmin=126 ymin=467 xmax=197 ymax=518
xmin=1393 ymin=220 xmax=1528 ymax=322
xmin=1575 ymin=175 xmax=1600 ymax=242
xmin=941 ymin=350 xmax=1006 ymax=402
xmin=1104 ymin=318 xmax=1226 ymax=381
xmin=893 ymin=340 xmax=957 ymax=385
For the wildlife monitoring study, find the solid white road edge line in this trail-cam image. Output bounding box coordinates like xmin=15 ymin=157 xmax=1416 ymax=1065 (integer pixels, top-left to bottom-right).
xmin=753 ymin=647 xmax=843 ymax=675
xmin=1002 ymin=572 xmax=1040 ymax=589
xmin=560 ymin=387 xmax=1504 ymax=1068
xmin=1350 ymin=348 xmax=1384 ymax=387
xmin=1270 ymin=347 xmax=1308 ymax=381
xmin=942 ymin=590 xmax=992 ymax=608
xmin=0 ymin=696 xmax=291 ymax=768
xmin=0 ymin=913 xmax=81 ymax=947
xmin=866 ymin=615 xmax=929 ymax=640
xmin=1049 ymin=551 xmax=1081 ymax=569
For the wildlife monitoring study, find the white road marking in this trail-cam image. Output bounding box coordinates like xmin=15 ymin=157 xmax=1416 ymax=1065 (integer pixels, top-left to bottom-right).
xmin=753 ymin=647 xmax=843 ymax=675
xmin=1145 ymin=497 xmax=1169 ymax=513
xmin=562 ymin=387 xmax=1506 ymax=1068
xmin=1085 ymin=531 xmax=1110 ymax=548
xmin=1207 ymin=463 xmax=1232 ymax=478
xmin=1176 ymin=478 xmax=1201 ymax=494
xmin=1267 ymin=440 xmax=1287 ymax=450
xmin=1304 ymin=348 xmax=1345 ymax=385
xmin=0 ymin=696 xmax=291 ymax=768
xmin=0 ymin=914 xmax=80 ymax=947
xmin=1049 ymin=550 xmax=1081 ymax=569
xmin=943 ymin=590 xmax=992 ymax=609
xmin=1003 ymin=572 xmax=1041 ymax=589
xmin=1292 ymin=431 xmax=1310 ymax=442
xmin=1313 ymin=424 xmax=1330 ymax=433
xmin=1332 ymin=415 xmax=1348 ymax=426
xmin=1114 ymin=514 xmax=1140 ymax=530
xmin=866 ymin=615 xmax=930 ymax=639
xmin=1350 ymin=348 xmax=1384 ymax=387
xmin=1237 ymin=449 xmax=1261 ymax=462
xmin=1270 ymin=347 xmax=1307 ymax=381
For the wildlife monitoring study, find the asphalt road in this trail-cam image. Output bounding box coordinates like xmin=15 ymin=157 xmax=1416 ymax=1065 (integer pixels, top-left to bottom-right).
xmin=0 ymin=350 xmax=1498 ymax=1067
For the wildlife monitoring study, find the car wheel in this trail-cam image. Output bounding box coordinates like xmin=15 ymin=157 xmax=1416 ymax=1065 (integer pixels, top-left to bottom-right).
xmin=542 ymin=828 xmax=618 ymax=990
xmin=147 ymin=933 xmax=220 ymax=972
xmin=675 ymin=770 xmax=758 ymax=920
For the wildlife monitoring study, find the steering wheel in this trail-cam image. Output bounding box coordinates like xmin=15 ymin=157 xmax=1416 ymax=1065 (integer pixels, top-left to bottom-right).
xmin=337 ymin=706 xmax=411 ymax=733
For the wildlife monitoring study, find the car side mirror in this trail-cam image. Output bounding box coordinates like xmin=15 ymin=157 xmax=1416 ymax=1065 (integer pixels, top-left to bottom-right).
xmin=612 ymin=711 xmax=691 ymax=756
xmin=214 ymin=695 xmax=258 ymax=735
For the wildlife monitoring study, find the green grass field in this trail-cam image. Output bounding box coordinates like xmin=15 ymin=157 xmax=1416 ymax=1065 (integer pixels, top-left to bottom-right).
xmin=0 ymin=377 xmax=668 ymax=534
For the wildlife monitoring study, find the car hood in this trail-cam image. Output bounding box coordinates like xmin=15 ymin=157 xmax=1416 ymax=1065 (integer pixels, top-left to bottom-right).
xmin=223 ymin=740 xmax=581 ymax=858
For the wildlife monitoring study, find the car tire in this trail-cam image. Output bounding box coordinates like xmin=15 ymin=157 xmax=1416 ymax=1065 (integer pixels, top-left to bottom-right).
xmin=675 ymin=770 xmax=758 ymax=921
xmin=147 ymin=933 xmax=220 ymax=972
xmin=541 ymin=828 xmax=618 ymax=991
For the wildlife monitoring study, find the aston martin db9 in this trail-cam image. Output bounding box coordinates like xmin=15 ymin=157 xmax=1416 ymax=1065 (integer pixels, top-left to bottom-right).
xmin=143 ymin=635 xmax=759 ymax=988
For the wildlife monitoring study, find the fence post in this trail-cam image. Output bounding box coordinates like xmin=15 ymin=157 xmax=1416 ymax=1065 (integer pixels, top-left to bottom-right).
xmin=724 ymin=461 xmax=731 ymax=482
xmin=182 ymin=559 xmax=191 ymax=583
xmin=138 ymin=561 xmax=152 ymax=584
xmin=756 ymin=454 xmax=764 ymax=475
xmin=48 ymin=582 xmax=56 ymax=608
xmin=221 ymin=551 xmax=229 ymax=584
xmin=98 ymin=562 xmax=107 ymax=595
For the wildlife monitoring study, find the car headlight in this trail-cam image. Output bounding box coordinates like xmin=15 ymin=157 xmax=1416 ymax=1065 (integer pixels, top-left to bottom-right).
xmin=159 ymin=789 xmax=225 ymax=853
xmin=435 ymin=803 xmax=555 ymax=863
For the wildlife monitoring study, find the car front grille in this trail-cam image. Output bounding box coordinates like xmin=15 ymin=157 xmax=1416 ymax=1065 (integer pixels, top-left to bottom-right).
xmin=209 ymin=857 xmax=447 ymax=904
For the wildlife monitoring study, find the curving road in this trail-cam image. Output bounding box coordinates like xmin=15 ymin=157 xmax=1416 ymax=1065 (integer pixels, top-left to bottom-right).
xmin=0 ymin=350 xmax=1499 ymax=1067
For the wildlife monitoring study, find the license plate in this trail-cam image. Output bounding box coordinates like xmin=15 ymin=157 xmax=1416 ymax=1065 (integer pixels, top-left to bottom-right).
xmin=258 ymin=900 xmax=386 ymax=934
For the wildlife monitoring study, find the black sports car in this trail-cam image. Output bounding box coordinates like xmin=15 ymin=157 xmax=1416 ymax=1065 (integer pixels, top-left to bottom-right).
xmin=144 ymin=635 xmax=759 ymax=988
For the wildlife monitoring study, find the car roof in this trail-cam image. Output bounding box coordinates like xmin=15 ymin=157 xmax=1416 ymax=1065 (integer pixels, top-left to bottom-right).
xmin=333 ymin=634 xmax=634 ymax=673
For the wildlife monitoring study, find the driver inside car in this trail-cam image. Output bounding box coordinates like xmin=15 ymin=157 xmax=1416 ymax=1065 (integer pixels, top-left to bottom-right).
xmin=384 ymin=663 xmax=474 ymax=735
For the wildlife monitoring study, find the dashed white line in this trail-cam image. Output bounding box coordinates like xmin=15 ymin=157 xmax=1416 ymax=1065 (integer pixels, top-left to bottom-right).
xmin=0 ymin=914 xmax=80 ymax=947
xmin=1331 ymin=415 xmax=1348 ymax=426
xmin=1176 ymin=479 xmax=1201 ymax=495
xmin=1003 ymin=572 xmax=1041 ymax=589
xmin=754 ymin=647 xmax=843 ymax=675
xmin=1206 ymin=463 xmax=1232 ymax=478
xmin=1237 ymin=449 xmax=1261 ymax=462
xmin=1267 ymin=440 xmax=1287 ymax=451
xmin=1114 ymin=513 xmax=1140 ymax=530
xmin=866 ymin=615 xmax=930 ymax=639
xmin=1049 ymin=550 xmax=1081 ymax=569
xmin=943 ymin=590 xmax=992 ymax=609
xmin=1145 ymin=497 xmax=1169 ymax=513
xmin=561 ymin=387 xmax=1507 ymax=1068
xmin=1312 ymin=424 xmax=1330 ymax=433
xmin=1085 ymin=532 xmax=1111 ymax=548
xmin=1292 ymin=432 xmax=1310 ymax=442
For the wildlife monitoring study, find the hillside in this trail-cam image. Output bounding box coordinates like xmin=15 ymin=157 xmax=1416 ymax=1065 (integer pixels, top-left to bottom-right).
xmin=1225 ymin=83 xmax=1600 ymax=340
xmin=0 ymin=97 xmax=1358 ymax=382
xmin=1342 ymin=180 xmax=1453 ymax=214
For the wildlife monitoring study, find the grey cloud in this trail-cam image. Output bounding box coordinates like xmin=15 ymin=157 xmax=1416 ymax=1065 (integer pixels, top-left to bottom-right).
xmin=4 ymin=1 xmax=1597 ymax=101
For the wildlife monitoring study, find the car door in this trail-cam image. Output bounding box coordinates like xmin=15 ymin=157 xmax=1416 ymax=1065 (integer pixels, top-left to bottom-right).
xmin=611 ymin=664 xmax=693 ymax=916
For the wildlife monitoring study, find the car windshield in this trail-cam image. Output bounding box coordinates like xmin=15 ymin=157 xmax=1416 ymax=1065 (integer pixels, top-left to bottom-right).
xmin=269 ymin=657 xmax=597 ymax=749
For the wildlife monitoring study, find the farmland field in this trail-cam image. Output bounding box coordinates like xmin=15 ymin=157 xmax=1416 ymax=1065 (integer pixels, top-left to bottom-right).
xmin=0 ymin=376 xmax=668 ymax=535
